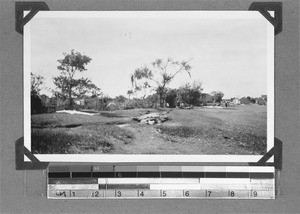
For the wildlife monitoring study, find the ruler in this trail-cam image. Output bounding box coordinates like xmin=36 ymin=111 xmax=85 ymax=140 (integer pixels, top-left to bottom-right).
xmin=47 ymin=166 xmax=275 ymax=199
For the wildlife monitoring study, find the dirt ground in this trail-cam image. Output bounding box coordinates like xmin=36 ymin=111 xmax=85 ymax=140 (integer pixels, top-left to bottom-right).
xmin=31 ymin=104 xmax=267 ymax=155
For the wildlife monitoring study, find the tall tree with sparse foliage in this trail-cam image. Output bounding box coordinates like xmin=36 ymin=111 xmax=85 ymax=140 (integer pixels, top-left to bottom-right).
xmin=130 ymin=58 xmax=192 ymax=107
xmin=53 ymin=49 xmax=96 ymax=109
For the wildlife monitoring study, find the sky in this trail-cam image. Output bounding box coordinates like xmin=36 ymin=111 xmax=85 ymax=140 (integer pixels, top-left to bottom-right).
xmin=28 ymin=11 xmax=272 ymax=99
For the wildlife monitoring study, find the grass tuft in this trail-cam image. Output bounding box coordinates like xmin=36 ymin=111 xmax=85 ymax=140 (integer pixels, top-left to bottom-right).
xmin=157 ymin=125 xmax=203 ymax=138
xmin=83 ymin=124 xmax=135 ymax=144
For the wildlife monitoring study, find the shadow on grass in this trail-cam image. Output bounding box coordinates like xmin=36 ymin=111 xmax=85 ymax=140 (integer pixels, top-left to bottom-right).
xmin=85 ymin=124 xmax=135 ymax=144
xmin=157 ymin=125 xmax=266 ymax=155
xmin=32 ymin=123 xmax=82 ymax=129
xmin=105 ymin=121 xmax=128 ymax=125
xmin=157 ymin=125 xmax=203 ymax=138
xmin=31 ymin=129 xmax=113 ymax=154
xmin=100 ymin=112 xmax=125 ymax=118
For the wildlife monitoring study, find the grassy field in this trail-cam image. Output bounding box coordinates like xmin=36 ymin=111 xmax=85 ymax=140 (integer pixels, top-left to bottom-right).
xmin=31 ymin=105 xmax=267 ymax=155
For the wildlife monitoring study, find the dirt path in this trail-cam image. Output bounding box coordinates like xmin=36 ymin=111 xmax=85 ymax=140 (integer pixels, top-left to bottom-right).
xmin=109 ymin=124 xmax=169 ymax=154
xmin=108 ymin=122 xmax=251 ymax=155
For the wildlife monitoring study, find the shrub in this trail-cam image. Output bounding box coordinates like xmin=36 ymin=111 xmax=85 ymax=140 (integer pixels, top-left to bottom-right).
xmin=240 ymin=97 xmax=251 ymax=105
xmin=165 ymin=89 xmax=177 ymax=108
xmin=105 ymin=102 xmax=118 ymax=111
xmin=31 ymin=94 xmax=46 ymax=114
xmin=256 ymin=98 xmax=266 ymax=105
xmin=124 ymin=102 xmax=135 ymax=110
xmin=177 ymin=84 xmax=202 ymax=106
xmin=124 ymin=99 xmax=145 ymax=109
xmin=144 ymin=94 xmax=159 ymax=108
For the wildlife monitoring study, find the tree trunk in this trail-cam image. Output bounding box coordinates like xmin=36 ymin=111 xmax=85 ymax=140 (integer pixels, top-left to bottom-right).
xmin=66 ymin=86 xmax=74 ymax=110
xmin=159 ymin=93 xmax=164 ymax=108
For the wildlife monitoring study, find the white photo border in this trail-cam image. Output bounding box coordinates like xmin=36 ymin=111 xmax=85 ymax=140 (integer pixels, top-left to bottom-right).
xmin=24 ymin=11 xmax=274 ymax=163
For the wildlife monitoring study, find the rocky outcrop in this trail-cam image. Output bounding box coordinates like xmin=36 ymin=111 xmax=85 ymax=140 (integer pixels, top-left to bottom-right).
xmin=132 ymin=112 xmax=170 ymax=125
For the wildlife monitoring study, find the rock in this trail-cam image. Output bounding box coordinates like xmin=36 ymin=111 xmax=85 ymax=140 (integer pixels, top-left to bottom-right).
xmin=140 ymin=119 xmax=148 ymax=124
xmin=133 ymin=111 xmax=170 ymax=125
xmin=160 ymin=116 xmax=169 ymax=122
xmin=158 ymin=120 xmax=164 ymax=125
xmin=148 ymin=120 xmax=156 ymax=125
xmin=132 ymin=117 xmax=140 ymax=122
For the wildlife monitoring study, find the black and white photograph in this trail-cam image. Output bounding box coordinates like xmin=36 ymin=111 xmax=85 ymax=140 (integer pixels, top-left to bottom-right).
xmin=2 ymin=0 xmax=300 ymax=212
xmin=24 ymin=11 xmax=274 ymax=162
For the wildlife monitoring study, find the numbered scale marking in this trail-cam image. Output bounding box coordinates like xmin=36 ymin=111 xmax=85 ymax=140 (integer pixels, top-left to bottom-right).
xmin=47 ymin=166 xmax=275 ymax=199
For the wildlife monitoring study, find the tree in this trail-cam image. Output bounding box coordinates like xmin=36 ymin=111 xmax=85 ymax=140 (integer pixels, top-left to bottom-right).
xmin=200 ymin=93 xmax=214 ymax=105
xmin=89 ymin=84 xmax=102 ymax=98
xmin=130 ymin=58 xmax=192 ymax=107
xmin=247 ymin=96 xmax=256 ymax=104
xmin=31 ymin=72 xmax=44 ymax=95
xmin=211 ymin=91 xmax=224 ymax=103
xmin=127 ymin=90 xmax=133 ymax=100
xmin=115 ymin=95 xmax=127 ymax=103
xmin=177 ymin=81 xmax=203 ymax=106
xmin=144 ymin=93 xmax=159 ymax=108
xmin=31 ymin=73 xmax=45 ymax=114
xmin=165 ymin=89 xmax=178 ymax=108
xmin=140 ymin=81 xmax=151 ymax=99
xmin=53 ymin=50 xmax=93 ymax=109
xmin=72 ymin=79 xmax=101 ymax=99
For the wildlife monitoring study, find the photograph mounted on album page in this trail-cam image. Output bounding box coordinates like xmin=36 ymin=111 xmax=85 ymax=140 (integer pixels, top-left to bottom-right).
xmin=23 ymin=11 xmax=274 ymax=163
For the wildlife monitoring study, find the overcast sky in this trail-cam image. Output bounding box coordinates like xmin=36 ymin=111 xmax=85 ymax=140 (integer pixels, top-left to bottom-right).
xmin=28 ymin=11 xmax=271 ymax=99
